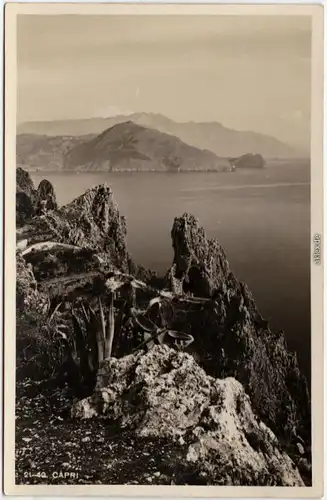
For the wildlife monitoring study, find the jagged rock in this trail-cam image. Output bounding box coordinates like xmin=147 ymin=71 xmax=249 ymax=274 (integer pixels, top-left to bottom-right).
xmin=16 ymin=176 xmax=152 ymax=305
xmin=57 ymin=184 xmax=127 ymax=259
xmin=168 ymin=213 xmax=231 ymax=297
xmin=36 ymin=179 xmax=58 ymax=213
xmin=71 ymin=346 xmax=304 ymax=486
xmin=167 ymin=213 xmax=310 ymax=447
xmin=16 ymin=166 xmax=35 ymax=196
xmin=16 ymin=167 xmax=58 ymax=226
xmin=17 ymin=184 xmax=131 ymax=273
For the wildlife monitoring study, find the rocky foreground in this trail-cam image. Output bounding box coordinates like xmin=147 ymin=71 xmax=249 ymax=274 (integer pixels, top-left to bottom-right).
xmin=72 ymin=345 xmax=303 ymax=486
xmin=15 ymin=167 xmax=311 ymax=486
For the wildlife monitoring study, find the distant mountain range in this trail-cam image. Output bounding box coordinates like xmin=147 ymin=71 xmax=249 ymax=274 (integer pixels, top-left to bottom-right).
xmin=63 ymin=121 xmax=231 ymax=172
xmin=17 ymin=112 xmax=301 ymax=159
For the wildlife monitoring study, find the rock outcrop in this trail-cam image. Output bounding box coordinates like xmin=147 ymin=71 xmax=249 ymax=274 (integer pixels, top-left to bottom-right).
xmin=167 ymin=214 xmax=310 ymax=450
xmin=16 ymin=170 xmax=134 ymax=312
xmin=57 ymin=185 xmax=128 ymax=263
xmin=169 ymin=213 xmax=231 ymax=297
xmin=17 ymin=166 xmax=35 ymax=196
xmin=17 ymin=184 xmax=131 ymax=273
xmin=72 ymin=345 xmax=304 ymax=486
xmin=36 ymin=179 xmax=58 ymax=212
xmin=16 ymin=170 xmax=155 ymax=311
xmin=16 ymin=167 xmax=58 ymax=226
xmin=229 ymin=153 xmax=266 ymax=170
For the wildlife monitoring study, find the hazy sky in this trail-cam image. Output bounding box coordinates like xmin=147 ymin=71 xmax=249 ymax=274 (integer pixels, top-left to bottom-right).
xmin=17 ymin=15 xmax=311 ymax=150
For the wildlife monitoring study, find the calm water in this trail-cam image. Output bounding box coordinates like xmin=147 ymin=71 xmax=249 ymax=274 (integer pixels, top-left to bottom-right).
xmin=31 ymin=162 xmax=311 ymax=378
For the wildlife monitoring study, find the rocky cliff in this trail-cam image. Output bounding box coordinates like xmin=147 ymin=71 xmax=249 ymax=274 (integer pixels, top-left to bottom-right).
xmin=167 ymin=214 xmax=311 ymax=451
xmin=168 ymin=213 xmax=232 ymax=296
xmin=17 ymin=182 xmax=131 ymax=274
xmin=16 ymin=170 xmax=311 ymax=485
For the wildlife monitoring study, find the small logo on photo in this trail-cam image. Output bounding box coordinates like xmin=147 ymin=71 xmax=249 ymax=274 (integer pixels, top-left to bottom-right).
xmin=313 ymin=233 xmax=322 ymax=265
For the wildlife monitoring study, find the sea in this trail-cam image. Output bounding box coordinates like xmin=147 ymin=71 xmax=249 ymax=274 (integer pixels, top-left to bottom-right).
xmin=30 ymin=160 xmax=311 ymax=380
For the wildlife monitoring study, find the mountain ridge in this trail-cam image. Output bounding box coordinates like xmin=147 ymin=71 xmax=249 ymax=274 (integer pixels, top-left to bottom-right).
xmin=17 ymin=112 xmax=301 ymax=159
xmin=64 ymin=120 xmax=231 ymax=172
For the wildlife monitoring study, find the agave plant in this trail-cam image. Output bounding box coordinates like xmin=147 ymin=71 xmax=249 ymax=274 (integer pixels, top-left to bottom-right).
xmin=131 ymin=295 xmax=195 ymax=352
xmin=67 ymin=273 xmax=144 ymax=379
xmin=45 ymin=300 xmax=71 ymax=340
xmin=70 ymin=301 xmax=99 ymax=384
xmin=64 ymin=271 xmax=208 ymax=387
xmin=70 ymin=293 xmax=115 ymax=373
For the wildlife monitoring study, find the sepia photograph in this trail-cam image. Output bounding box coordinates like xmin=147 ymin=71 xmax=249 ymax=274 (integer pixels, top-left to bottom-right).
xmin=4 ymin=3 xmax=324 ymax=496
